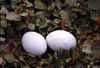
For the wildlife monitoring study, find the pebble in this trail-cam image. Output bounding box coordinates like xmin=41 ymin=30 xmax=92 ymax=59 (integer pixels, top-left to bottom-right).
xmin=0 ymin=37 xmax=6 ymax=42
xmin=0 ymin=28 xmax=5 ymax=35
xmin=1 ymin=20 xmax=7 ymax=28
xmin=27 ymin=23 xmax=35 ymax=30
xmin=0 ymin=57 xmax=4 ymax=64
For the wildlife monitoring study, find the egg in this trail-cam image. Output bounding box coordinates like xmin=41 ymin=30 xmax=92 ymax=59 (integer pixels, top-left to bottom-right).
xmin=46 ymin=30 xmax=77 ymax=51
xmin=21 ymin=32 xmax=47 ymax=56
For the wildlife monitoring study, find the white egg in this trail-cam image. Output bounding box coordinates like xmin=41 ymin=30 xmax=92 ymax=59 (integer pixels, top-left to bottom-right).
xmin=46 ymin=30 xmax=77 ymax=51
xmin=22 ymin=32 xmax=47 ymax=56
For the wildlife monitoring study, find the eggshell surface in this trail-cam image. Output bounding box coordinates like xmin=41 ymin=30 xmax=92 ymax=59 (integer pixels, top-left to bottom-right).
xmin=46 ymin=30 xmax=77 ymax=51
xmin=22 ymin=32 xmax=47 ymax=56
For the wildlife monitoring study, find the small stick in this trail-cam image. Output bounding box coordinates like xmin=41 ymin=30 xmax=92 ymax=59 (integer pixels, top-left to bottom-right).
xmin=61 ymin=19 xmax=66 ymax=30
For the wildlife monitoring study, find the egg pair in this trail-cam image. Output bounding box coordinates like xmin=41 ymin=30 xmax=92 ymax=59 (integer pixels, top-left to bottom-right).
xmin=21 ymin=30 xmax=77 ymax=56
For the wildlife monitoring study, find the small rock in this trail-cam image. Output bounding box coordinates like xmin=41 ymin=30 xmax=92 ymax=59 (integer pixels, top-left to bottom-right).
xmin=27 ymin=23 xmax=35 ymax=30
xmin=1 ymin=20 xmax=7 ymax=28
xmin=0 ymin=57 xmax=4 ymax=64
xmin=25 ymin=0 xmax=33 ymax=7
xmin=0 ymin=37 xmax=5 ymax=42
xmin=6 ymin=12 xmax=21 ymax=21
xmin=20 ymin=12 xmax=28 ymax=17
xmin=59 ymin=10 xmax=71 ymax=26
xmin=4 ymin=54 xmax=16 ymax=63
xmin=53 ymin=19 xmax=61 ymax=24
xmin=0 ymin=28 xmax=5 ymax=35
xmin=34 ymin=0 xmax=47 ymax=9
xmin=65 ymin=0 xmax=77 ymax=7
xmin=81 ymin=40 xmax=92 ymax=54
xmin=0 ymin=6 xmax=9 ymax=14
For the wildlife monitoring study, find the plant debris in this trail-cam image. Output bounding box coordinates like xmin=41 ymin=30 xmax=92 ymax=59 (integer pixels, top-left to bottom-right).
xmin=0 ymin=0 xmax=100 ymax=68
